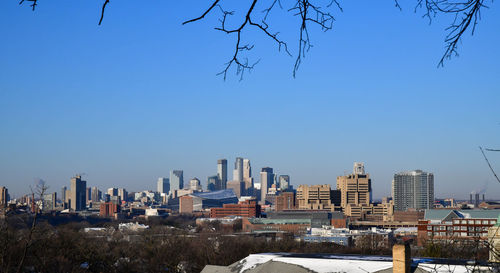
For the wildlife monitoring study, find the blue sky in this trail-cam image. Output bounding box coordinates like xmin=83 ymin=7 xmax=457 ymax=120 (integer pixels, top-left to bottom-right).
xmin=0 ymin=0 xmax=499 ymax=199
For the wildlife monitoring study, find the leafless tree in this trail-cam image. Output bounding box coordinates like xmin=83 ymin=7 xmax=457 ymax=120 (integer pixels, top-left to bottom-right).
xmin=18 ymin=0 xmax=491 ymax=79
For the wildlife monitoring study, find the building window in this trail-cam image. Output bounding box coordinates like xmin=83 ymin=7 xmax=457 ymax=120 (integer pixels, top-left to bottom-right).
xmin=491 ymin=220 xmax=497 ymax=225
xmin=461 ymin=232 xmax=467 ymax=237
xmin=483 ymin=220 xmax=489 ymax=225
xmin=427 ymin=232 xmax=432 ymax=236
xmin=475 ymin=220 xmax=481 ymax=225
xmin=461 ymin=220 xmax=467 ymax=224
xmin=427 ymin=226 xmax=432 ymax=231
xmin=468 ymin=220 xmax=474 ymax=225
xmin=461 ymin=226 xmax=467 ymax=231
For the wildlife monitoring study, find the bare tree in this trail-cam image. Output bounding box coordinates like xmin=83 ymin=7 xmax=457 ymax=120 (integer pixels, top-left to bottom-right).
xmin=18 ymin=0 xmax=491 ymax=79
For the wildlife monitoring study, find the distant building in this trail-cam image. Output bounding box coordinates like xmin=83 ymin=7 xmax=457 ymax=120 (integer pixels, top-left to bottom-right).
xmin=91 ymin=186 xmax=101 ymax=202
xmin=260 ymin=167 xmax=273 ymax=204
xmin=189 ymin=177 xmax=202 ymax=191
xmin=296 ymin=184 xmax=335 ymax=210
xmin=210 ymin=200 xmax=261 ymax=218
xmin=275 ymin=191 xmax=296 ymax=211
xmin=242 ymin=218 xmax=311 ymax=235
xmin=60 ymin=186 xmax=67 ymax=204
xmin=217 ymin=159 xmax=227 ymax=190
xmin=180 ymin=195 xmax=194 ymax=214
xmin=107 ymin=188 xmax=118 ymax=197
xmin=227 ymin=180 xmax=245 ymax=198
xmin=99 ymin=202 xmax=120 ymax=217
xmin=233 ymin=157 xmax=243 ymax=183
xmin=85 ymin=187 xmax=91 ymax=204
xmin=70 ymin=175 xmax=87 ymax=211
xmin=393 ymin=170 xmax=434 ymax=211
xmin=278 ymin=175 xmax=290 ymax=191
xmin=207 ymin=175 xmax=218 ymax=191
xmin=118 ymin=188 xmax=128 ymax=202
xmin=243 ymin=158 xmax=254 ymax=195
xmin=0 ymin=186 xmax=8 ymax=207
xmin=42 ymin=192 xmax=57 ymax=212
xmin=170 ymin=170 xmax=184 ymax=192
xmin=157 ymin=177 xmax=170 ymax=194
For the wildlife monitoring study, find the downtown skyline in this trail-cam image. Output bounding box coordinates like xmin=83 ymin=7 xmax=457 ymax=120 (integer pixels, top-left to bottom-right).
xmin=1 ymin=1 xmax=499 ymax=199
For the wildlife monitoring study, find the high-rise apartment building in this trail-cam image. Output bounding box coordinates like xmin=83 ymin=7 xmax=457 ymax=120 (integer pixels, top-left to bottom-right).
xmin=70 ymin=175 xmax=87 ymax=211
xmin=170 ymin=170 xmax=184 ymax=191
xmin=207 ymin=175 xmax=218 ymax=191
xmin=0 ymin=186 xmax=8 ymax=207
xmin=157 ymin=177 xmax=170 ymax=194
xmin=279 ymin=175 xmax=290 ymax=190
xmin=260 ymin=167 xmax=274 ymax=204
xmin=393 ymin=170 xmax=434 ymax=211
xmin=217 ymin=159 xmax=227 ymax=190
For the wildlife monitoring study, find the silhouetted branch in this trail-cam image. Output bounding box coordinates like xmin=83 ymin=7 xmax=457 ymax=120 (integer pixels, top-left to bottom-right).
xmin=99 ymin=0 xmax=110 ymax=26
xmin=480 ymin=146 xmax=500 ymax=184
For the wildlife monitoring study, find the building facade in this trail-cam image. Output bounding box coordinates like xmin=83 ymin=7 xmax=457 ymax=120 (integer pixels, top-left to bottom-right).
xmin=260 ymin=167 xmax=274 ymax=204
xmin=296 ymin=184 xmax=335 ymax=210
xmin=170 ymin=170 xmax=184 ymax=192
xmin=0 ymin=186 xmax=8 ymax=207
xmin=157 ymin=177 xmax=170 ymax=194
xmin=207 ymin=175 xmax=218 ymax=191
xmin=278 ymin=175 xmax=290 ymax=191
xmin=70 ymin=175 xmax=87 ymax=211
xmin=217 ymin=159 xmax=227 ymax=190
xmin=209 ymin=200 xmax=261 ymax=218
xmin=393 ymin=170 xmax=434 ymax=211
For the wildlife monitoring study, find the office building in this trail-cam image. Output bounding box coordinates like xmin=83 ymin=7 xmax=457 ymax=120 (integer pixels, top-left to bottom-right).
xmin=91 ymin=186 xmax=101 ymax=202
xmin=179 ymin=195 xmax=194 ymax=214
xmin=227 ymin=180 xmax=245 ymax=198
xmin=279 ymin=175 xmax=290 ymax=190
xmin=42 ymin=192 xmax=57 ymax=212
xmin=60 ymin=186 xmax=66 ymax=204
xmin=70 ymin=175 xmax=87 ymax=211
xmin=170 ymin=170 xmax=184 ymax=192
xmin=189 ymin=177 xmax=202 ymax=191
xmin=118 ymin=188 xmax=128 ymax=202
xmin=85 ymin=187 xmax=91 ymax=204
xmin=393 ymin=170 xmax=434 ymax=211
xmin=260 ymin=167 xmax=274 ymax=204
xmin=233 ymin=157 xmax=244 ymax=183
xmin=243 ymin=158 xmax=254 ymax=193
xmin=275 ymin=191 xmax=296 ymax=211
xmin=207 ymin=175 xmax=218 ymax=191
xmin=337 ymin=162 xmax=372 ymax=208
xmin=107 ymin=188 xmax=118 ymax=197
xmin=1 ymin=186 xmax=9 ymax=207
xmin=99 ymin=202 xmax=120 ymax=218
xmin=296 ymin=184 xmax=335 ymax=210
xmin=157 ymin=177 xmax=170 ymax=194
xmin=217 ymin=159 xmax=227 ymax=190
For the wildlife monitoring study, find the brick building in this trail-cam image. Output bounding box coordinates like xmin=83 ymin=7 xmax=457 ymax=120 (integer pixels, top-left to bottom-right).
xmin=417 ymin=209 xmax=499 ymax=246
xmin=179 ymin=195 xmax=194 ymax=214
xmin=99 ymin=202 xmax=120 ymax=217
xmin=210 ymin=200 xmax=261 ymax=218
xmin=275 ymin=192 xmax=296 ymax=211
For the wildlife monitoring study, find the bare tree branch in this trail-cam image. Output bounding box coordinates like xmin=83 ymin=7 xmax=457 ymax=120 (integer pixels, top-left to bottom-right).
xmin=99 ymin=0 xmax=110 ymax=26
xmin=480 ymin=146 xmax=500 ymax=184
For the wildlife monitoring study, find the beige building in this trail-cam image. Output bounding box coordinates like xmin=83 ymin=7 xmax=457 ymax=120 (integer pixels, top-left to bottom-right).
xmin=337 ymin=163 xmax=393 ymax=220
xmin=296 ymin=184 xmax=335 ymax=210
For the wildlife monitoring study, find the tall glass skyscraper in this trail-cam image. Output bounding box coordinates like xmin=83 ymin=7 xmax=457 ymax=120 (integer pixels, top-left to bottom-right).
xmin=170 ymin=170 xmax=184 ymax=192
xmin=392 ymin=170 xmax=434 ymax=211
xmin=217 ymin=159 xmax=227 ymax=190
xmin=157 ymin=177 xmax=170 ymax=194
xmin=260 ymin=167 xmax=274 ymax=204
xmin=233 ymin=157 xmax=244 ymax=182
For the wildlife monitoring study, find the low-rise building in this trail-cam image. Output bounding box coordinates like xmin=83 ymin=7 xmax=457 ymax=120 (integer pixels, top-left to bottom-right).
xmin=210 ymin=200 xmax=260 ymax=218
xmin=242 ymin=217 xmax=311 ymax=235
xmin=417 ymin=209 xmax=499 ymax=246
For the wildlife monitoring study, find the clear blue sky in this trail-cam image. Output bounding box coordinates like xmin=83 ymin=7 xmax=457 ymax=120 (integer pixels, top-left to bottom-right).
xmin=1 ymin=1 xmax=499 ymax=199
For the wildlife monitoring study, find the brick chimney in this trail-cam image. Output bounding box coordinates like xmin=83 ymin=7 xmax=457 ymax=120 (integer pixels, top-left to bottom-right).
xmin=393 ymin=244 xmax=411 ymax=273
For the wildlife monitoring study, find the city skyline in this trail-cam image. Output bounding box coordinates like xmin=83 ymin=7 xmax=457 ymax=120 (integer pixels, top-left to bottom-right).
xmin=1 ymin=1 xmax=499 ymax=199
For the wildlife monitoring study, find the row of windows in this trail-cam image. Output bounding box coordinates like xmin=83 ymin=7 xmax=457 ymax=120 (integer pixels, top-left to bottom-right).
xmin=452 ymin=219 xmax=496 ymax=225
xmin=427 ymin=232 xmax=487 ymax=237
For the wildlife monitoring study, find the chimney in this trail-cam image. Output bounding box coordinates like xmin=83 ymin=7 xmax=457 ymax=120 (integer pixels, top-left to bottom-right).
xmin=393 ymin=244 xmax=411 ymax=273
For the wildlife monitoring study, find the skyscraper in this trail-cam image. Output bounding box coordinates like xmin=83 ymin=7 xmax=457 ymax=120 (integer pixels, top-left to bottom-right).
xmin=70 ymin=175 xmax=86 ymax=211
xmin=107 ymin=188 xmax=118 ymax=196
xmin=279 ymin=175 xmax=290 ymax=190
xmin=118 ymin=188 xmax=128 ymax=202
xmin=337 ymin=162 xmax=372 ymax=208
xmin=217 ymin=159 xmax=227 ymax=190
xmin=170 ymin=170 xmax=184 ymax=191
xmin=85 ymin=187 xmax=91 ymax=204
xmin=393 ymin=170 xmax=434 ymax=211
xmin=157 ymin=177 xmax=170 ymax=194
xmin=0 ymin=186 xmax=8 ymax=207
xmin=260 ymin=167 xmax=274 ymax=204
xmin=91 ymin=186 xmax=100 ymax=202
xmin=243 ymin=159 xmax=254 ymax=194
xmin=207 ymin=175 xmax=218 ymax=191
xmin=61 ymin=186 xmax=67 ymax=204
xmin=233 ymin=157 xmax=244 ymax=183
